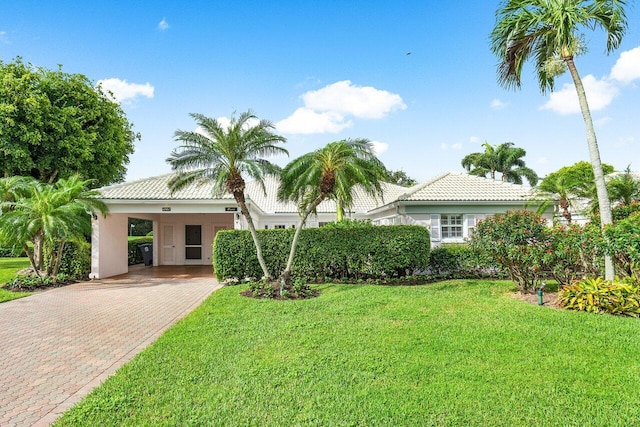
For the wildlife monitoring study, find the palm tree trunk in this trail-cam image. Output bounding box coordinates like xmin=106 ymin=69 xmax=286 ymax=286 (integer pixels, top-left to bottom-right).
xmin=565 ymin=57 xmax=614 ymax=280
xmin=51 ymin=241 xmax=66 ymax=278
xmin=280 ymin=195 xmax=325 ymax=286
xmin=23 ymin=244 xmax=42 ymax=278
xmin=235 ymin=196 xmax=272 ymax=281
xmin=336 ymin=201 xmax=344 ymax=222
xmin=34 ymin=231 xmax=44 ymax=272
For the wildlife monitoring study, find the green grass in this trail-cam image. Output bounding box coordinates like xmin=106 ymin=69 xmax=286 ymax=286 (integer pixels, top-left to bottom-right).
xmin=0 ymin=257 xmax=32 ymax=302
xmin=56 ymin=280 xmax=640 ymax=426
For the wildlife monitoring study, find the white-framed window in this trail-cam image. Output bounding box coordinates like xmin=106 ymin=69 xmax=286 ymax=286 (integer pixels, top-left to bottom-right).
xmin=274 ymin=225 xmax=286 ymax=229
xmin=441 ymin=214 xmax=463 ymax=238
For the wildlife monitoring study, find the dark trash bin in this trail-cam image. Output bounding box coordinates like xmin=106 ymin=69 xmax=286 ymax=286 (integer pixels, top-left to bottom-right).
xmin=139 ymin=243 xmax=153 ymax=266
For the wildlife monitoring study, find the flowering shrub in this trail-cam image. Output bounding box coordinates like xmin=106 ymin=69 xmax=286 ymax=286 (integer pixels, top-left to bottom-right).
xmin=471 ymin=210 xmax=550 ymax=293
xmin=604 ymin=212 xmax=640 ymax=278
xmin=544 ymin=223 xmax=604 ymax=284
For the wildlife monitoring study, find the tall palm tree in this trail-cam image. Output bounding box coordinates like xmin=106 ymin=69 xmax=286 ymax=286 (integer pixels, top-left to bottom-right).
xmin=461 ymin=142 xmax=538 ymax=185
xmin=490 ymin=0 xmax=628 ymax=280
xmin=167 ymin=111 xmax=288 ymax=281
xmin=0 ymin=175 xmax=108 ymax=277
xmin=277 ymin=138 xmax=386 ymax=286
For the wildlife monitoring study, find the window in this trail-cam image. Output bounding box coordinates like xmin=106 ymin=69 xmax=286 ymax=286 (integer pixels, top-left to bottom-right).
xmin=274 ymin=225 xmax=286 ymax=229
xmin=441 ymin=214 xmax=463 ymax=238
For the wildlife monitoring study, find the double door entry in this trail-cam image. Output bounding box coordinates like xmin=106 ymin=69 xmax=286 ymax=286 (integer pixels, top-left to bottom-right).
xmin=161 ymin=224 xmax=203 ymax=264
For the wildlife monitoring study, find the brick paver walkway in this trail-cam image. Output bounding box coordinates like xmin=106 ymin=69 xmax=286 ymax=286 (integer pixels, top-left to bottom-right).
xmin=0 ymin=276 xmax=221 ymax=426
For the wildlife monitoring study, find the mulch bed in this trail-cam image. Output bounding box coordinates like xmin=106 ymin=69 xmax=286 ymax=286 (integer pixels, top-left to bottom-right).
xmin=511 ymin=291 xmax=562 ymax=309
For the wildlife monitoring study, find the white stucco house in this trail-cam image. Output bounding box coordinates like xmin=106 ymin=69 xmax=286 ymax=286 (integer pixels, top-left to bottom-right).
xmin=90 ymin=172 xmax=552 ymax=278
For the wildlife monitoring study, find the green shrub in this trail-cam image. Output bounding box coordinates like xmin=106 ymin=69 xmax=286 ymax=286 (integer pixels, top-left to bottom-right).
xmin=0 ymin=247 xmax=26 ymax=257
xmin=428 ymin=243 xmax=504 ymax=280
xmin=544 ymin=223 xmax=604 ymax=285
xmin=612 ymin=202 xmax=640 ymax=221
xmin=56 ymin=241 xmax=91 ymax=279
xmin=42 ymin=240 xmax=91 ymax=281
xmin=471 ymin=210 xmax=550 ymax=293
xmin=128 ymin=237 xmax=154 ymax=265
xmin=559 ymin=277 xmax=640 ymax=317
xmin=213 ymin=225 xmax=430 ymax=281
xmin=604 ymin=212 xmax=640 ymax=278
xmin=5 ymin=275 xmax=55 ymax=291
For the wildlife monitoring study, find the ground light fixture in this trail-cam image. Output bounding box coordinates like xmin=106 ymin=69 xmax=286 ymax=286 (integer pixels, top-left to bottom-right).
xmin=537 ymin=282 xmax=546 ymax=306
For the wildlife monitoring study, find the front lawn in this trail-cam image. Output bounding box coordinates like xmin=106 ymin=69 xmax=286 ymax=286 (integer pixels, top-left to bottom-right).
xmin=56 ymin=280 xmax=640 ymax=426
xmin=0 ymin=257 xmax=32 ymax=302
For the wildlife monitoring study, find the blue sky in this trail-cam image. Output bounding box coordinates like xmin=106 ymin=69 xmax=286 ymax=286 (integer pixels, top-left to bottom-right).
xmin=2 ymin=1 xmax=639 ymax=183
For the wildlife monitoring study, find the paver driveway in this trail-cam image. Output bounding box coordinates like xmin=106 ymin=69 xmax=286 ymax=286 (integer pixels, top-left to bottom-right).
xmin=0 ymin=274 xmax=221 ymax=426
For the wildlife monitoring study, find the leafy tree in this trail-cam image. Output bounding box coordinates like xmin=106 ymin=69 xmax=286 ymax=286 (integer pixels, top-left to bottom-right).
xmin=0 ymin=58 xmax=138 ymax=186
xmin=0 ymin=175 xmax=108 ymax=278
xmin=490 ymin=0 xmax=628 ymax=280
xmin=383 ymin=168 xmax=418 ymax=187
xmin=167 ymin=111 xmax=288 ymax=281
xmin=461 ymin=141 xmax=538 ymax=185
xmin=277 ymin=139 xmax=387 ymax=287
xmin=539 ymin=161 xmax=614 ymax=199
xmin=607 ymin=166 xmax=640 ymax=206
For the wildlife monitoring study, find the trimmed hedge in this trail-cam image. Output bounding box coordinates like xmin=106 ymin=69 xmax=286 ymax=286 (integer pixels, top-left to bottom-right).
xmin=213 ymin=225 xmax=430 ymax=281
xmin=427 ymin=243 xmax=504 ymax=280
xmin=128 ymin=237 xmax=154 ymax=265
xmin=57 ymin=241 xmax=91 ymax=279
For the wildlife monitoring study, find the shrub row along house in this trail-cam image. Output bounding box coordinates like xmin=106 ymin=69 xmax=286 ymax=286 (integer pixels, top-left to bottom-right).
xmin=90 ymin=171 xmax=553 ymax=278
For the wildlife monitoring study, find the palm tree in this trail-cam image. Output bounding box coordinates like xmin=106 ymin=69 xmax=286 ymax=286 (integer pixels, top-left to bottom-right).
xmin=0 ymin=175 xmax=33 ymax=203
xmin=461 ymin=142 xmax=538 ymax=185
xmin=490 ymin=0 xmax=628 ymax=280
xmin=277 ymin=139 xmax=386 ymax=286
xmin=537 ymin=174 xmax=575 ymax=223
xmin=166 ymin=111 xmax=288 ymax=281
xmin=607 ymin=166 xmax=640 ymax=206
xmin=0 ymin=175 xmax=108 ymax=278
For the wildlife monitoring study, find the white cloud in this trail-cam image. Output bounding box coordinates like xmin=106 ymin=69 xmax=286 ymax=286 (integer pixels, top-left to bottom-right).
xmin=301 ymin=80 xmax=406 ymax=119
xmin=158 ymin=18 xmax=169 ymax=31
xmin=610 ymin=46 xmax=640 ymax=85
xmin=97 ymin=78 xmax=154 ymax=103
xmin=440 ymin=142 xmax=462 ymax=151
xmin=540 ymin=74 xmax=619 ymax=115
xmin=595 ymin=116 xmax=612 ymax=127
xmin=490 ymin=98 xmax=508 ymax=109
xmin=370 ymin=141 xmax=389 ymax=156
xmin=277 ymin=80 xmax=405 ymax=134
xmin=276 ymin=107 xmax=352 ymax=134
xmin=469 ymin=136 xmax=481 ymax=144
xmin=615 ymin=135 xmax=635 ymax=148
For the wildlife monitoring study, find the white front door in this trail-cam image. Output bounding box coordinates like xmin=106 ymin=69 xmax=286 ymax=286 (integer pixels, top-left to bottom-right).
xmin=162 ymin=224 xmax=176 ymax=265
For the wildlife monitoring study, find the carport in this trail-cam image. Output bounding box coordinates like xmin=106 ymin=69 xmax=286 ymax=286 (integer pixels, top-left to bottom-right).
xmin=90 ymin=174 xmax=241 ymax=279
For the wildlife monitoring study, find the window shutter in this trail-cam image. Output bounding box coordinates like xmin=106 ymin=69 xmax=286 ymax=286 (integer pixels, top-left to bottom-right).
xmin=465 ymin=214 xmax=476 ymax=238
xmin=430 ymin=214 xmax=441 ymax=241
